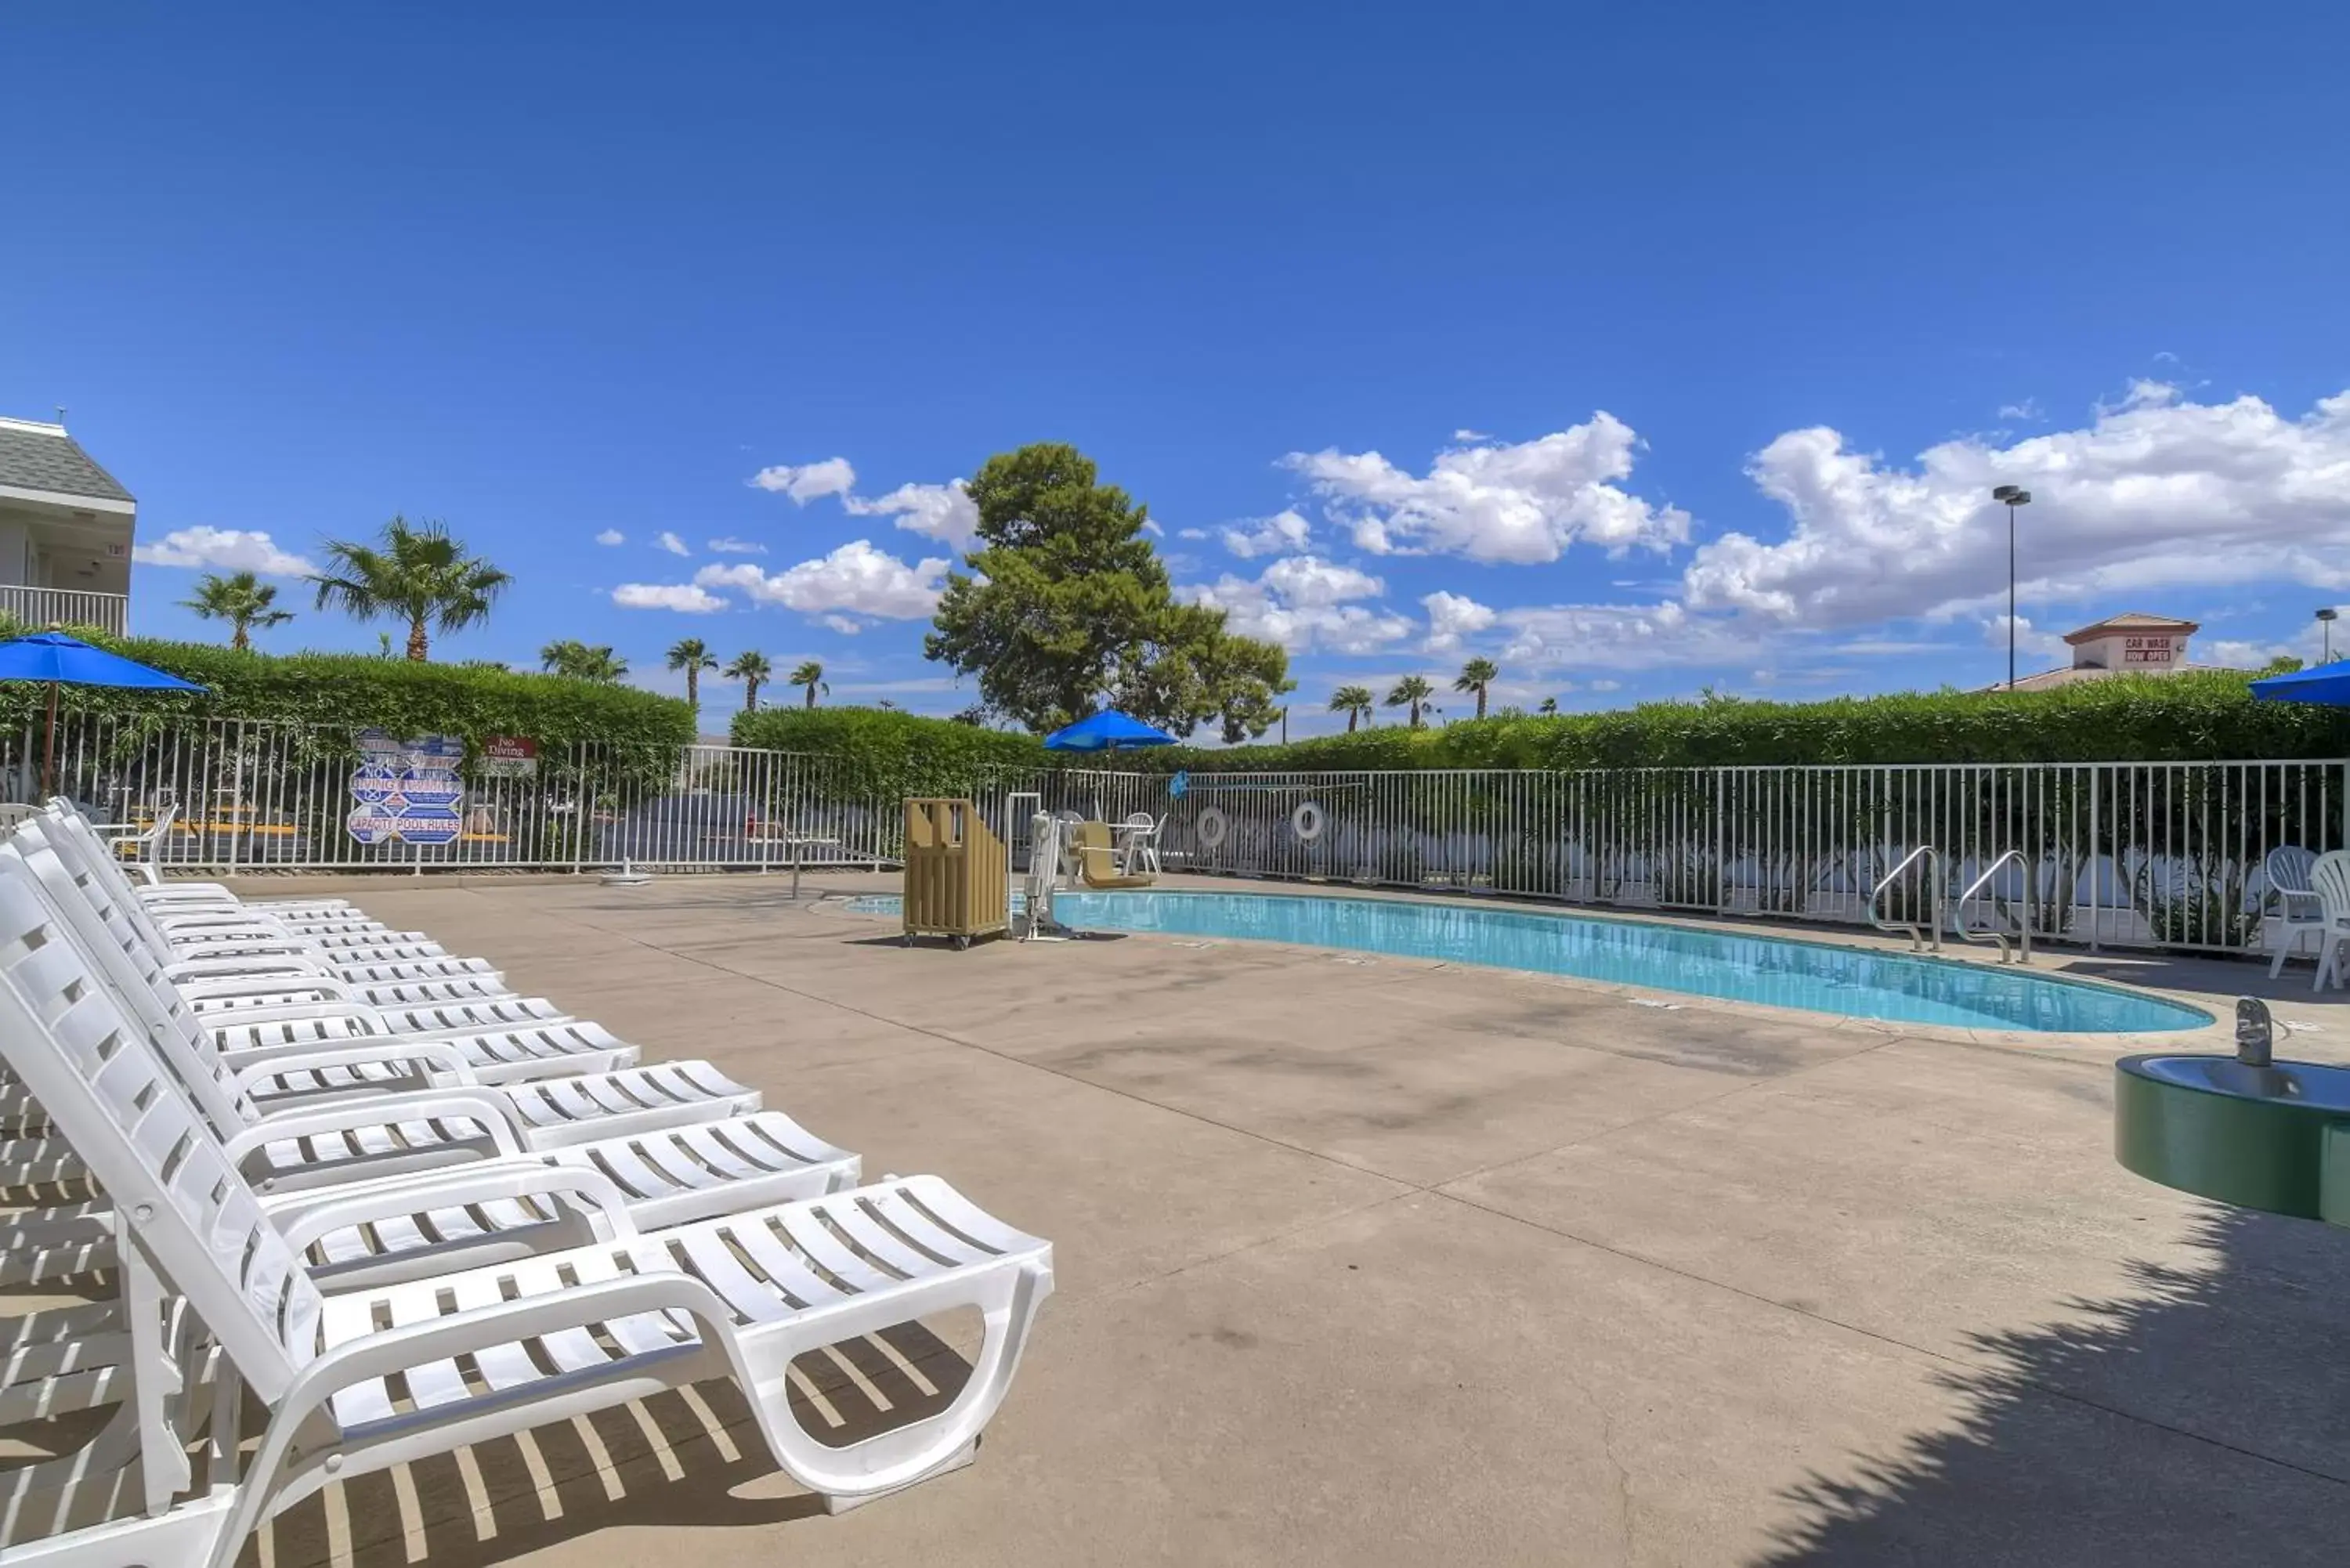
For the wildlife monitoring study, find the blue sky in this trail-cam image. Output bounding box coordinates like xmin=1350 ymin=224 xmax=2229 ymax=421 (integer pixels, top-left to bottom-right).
xmin=7 ymin=2 xmax=2348 ymax=736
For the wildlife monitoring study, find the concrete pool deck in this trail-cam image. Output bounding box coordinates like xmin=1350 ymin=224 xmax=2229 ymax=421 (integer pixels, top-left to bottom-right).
xmin=16 ymin=871 xmax=2350 ymax=1565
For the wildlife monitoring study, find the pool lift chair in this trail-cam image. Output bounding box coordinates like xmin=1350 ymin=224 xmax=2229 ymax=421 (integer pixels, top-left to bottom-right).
xmin=1072 ymin=821 xmax=1156 ymax=892
xmin=1018 ymin=811 xmax=1076 ymax=941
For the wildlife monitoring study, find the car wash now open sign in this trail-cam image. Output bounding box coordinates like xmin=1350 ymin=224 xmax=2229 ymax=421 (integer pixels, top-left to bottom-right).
xmin=347 ymin=730 xmax=466 ymax=846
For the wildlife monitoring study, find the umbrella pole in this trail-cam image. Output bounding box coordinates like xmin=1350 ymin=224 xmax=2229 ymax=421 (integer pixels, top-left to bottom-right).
xmin=39 ymin=681 xmax=56 ymax=800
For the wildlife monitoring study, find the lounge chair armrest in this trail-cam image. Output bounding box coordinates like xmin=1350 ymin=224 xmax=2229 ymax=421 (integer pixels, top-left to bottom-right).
xmin=222 ymin=1089 xmax=525 ymax=1163
xmin=183 ymin=977 xmax=355 ymax=1007
xmin=212 ymin=1025 xmax=460 ymax=1069
xmin=150 ymin=912 xmax=295 ymax=937
xmin=164 ymin=955 xmax=333 ymax=985
xmin=266 ymin=1162 xmax=642 ymax=1252
xmin=202 ymin=999 xmax=387 ymax=1034
xmin=274 ymin=1270 xmax=740 ymax=1431
xmin=230 ymin=1041 xmax=479 ymax=1095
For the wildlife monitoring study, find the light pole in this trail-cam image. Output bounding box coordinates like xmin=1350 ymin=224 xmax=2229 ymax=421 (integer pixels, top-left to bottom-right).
xmin=1991 ymin=486 xmax=2033 ymax=688
xmin=2319 ymin=606 xmax=2338 ymax=663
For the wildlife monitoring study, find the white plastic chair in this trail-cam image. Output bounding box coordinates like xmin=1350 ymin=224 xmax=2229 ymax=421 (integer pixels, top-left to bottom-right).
xmin=2264 ymin=846 xmax=2327 ymax=978
xmin=2308 ymin=851 xmax=2350 ymax=992
xmin=0 ymin=893 xmax=1052 ymax=1568
xmin=1119 ymin=811 xmax=1164 ymax=873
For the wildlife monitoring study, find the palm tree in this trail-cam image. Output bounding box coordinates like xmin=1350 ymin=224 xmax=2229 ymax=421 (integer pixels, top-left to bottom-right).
xmin=539 ymin=639 xmax=627 ymax=681
xmin=179 ymin=570 xmax=292 ymax=652
xmin=788 ymin=659 xmax=829 ymax=709
xmin=1385 ymin=674 xmax=1434 ymax=729
xmin=666 ymin=638 xmax=718 ymax=711
xmin=1538 ymin=696 xmax=1559 ymax=716
xmin=1454 ymin=657 xmax=1499 ymax=720
xmin=725 ymin=650 xmax=772 ymax=712
xmin=310 ymin=515 xmax=510 ymax=661
xmin=1329 ymin=684 xmax=1375 ymax=732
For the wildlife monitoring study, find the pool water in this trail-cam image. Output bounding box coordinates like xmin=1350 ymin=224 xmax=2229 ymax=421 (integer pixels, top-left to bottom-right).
xmin=847 ymin=889 xmax=2211 ymax=1034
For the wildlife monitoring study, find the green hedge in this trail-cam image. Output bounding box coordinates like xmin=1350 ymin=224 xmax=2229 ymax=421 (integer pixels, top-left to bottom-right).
xmin=0 ymin=623 xmax=695 ymax=749
xmin=1151 ymin=671 xmax=2350 ymax=772
xmin=732 ymin=674 xmax=2348 ymax=793
xmin=732 ymin=706 xmax=1047 ymax=797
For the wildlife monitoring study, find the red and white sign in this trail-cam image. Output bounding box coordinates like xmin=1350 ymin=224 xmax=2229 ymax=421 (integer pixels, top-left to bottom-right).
xmin=481 ymin=735 xmax=538 ymax=777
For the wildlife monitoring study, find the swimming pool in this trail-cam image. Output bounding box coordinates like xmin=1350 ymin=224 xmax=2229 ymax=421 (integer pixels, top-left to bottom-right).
xmin=845 ymin=889 xmax=2211 ymax=1034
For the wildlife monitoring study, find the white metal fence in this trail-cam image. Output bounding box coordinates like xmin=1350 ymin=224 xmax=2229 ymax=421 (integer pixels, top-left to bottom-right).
xmin=977 ymin=759 xmax=2350 ymax=956
xmin=5 ymin=718 xmax=902 ymax=876
xmin=9 ymin=714 xmax=2340 ymax=956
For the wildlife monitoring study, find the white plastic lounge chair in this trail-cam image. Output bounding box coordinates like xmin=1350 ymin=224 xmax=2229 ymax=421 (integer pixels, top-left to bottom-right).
xmin=96 ymin=801 xmax=355 ymax=919
xmin=2308 ymin=851 xmax=2350 ymax=992
xmin=0 ymin=901 xmax=1051 ymax=1568
xmin=0 ymin=850 xmax=768 ymax=1198
xmin=0 ymin=856 xmax=852 ymax=1287
xmin=27 ymin=812 xmax=565 ymax=1013
xmin=2 ymin=837 xmax=616 ymax=1099
xmin=2264 ymin=845 xmax=2328 ymax=978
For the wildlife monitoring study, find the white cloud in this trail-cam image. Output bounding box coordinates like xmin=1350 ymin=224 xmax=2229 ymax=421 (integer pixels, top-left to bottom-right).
xmin=653 ymin=531 xmax=690 ymax=557
xmin=1421 ymin=590 xmax=1499 ymax=653
xmin=1259 ymin=555 xmax=1383 ymax=606
xmin=613 ymin=582 xmax=728 ymax=613
xmin=707 ymin=537 xmax=767 ymax=555
xmin=1683 ymin=386 xmax=2350 ymax=631
xmin=1177 ymin=527 xmax=1209 ymax=541
xmin=1142 ymin=519 xmax=1164 ymax=537
xmin=696 ymin=540 xmax=948 ymax=619
xmin=132 ymin=526 xmax=315 ymax=576
xmin=1589 ymin=678 xmax=1623 ymax=692
xmin=2204 ymin=637 xmax=2291 ymax=669
xmin=1997 ymin=397 xmax=2044 ymax=422
xmin=1188 ymin=555 xmax=1411 ymax=655
xmin=1453 ymin=428 xmax=1492 ymax=443
xmin=1495 ymin=600 xmax=1770 ymax=673
xmin=1285 ymin=417 xmax=1691 ymax=564
xmin=1982 ymin=614 xmax=2069 ymax=663
xmin=819 ymin=614 xmax=864 ymax=635
xmin=748 ymin=457 xmax=858 ymax=503
xmin=842 ymin=479 xmax=980 ymax=551
xmin=595 ymin=529 xmax=625 ymax=547
xmin=1220 ymin=508 xmax=1312 ymax=559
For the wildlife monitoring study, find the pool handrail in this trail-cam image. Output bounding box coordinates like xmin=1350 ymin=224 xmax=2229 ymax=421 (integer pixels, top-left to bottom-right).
xmin=1871 ymin=845 xmax=1943 ymax=952
xmin=1953 ymin=849 xmax=2033 ymax=965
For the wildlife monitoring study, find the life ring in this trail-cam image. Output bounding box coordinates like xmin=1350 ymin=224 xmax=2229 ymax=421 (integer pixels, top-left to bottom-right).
xmin=1195 ymin=807 xmax=1228 ymax=850
xmin=1292 ymin=800 xmax=1325 ymax=843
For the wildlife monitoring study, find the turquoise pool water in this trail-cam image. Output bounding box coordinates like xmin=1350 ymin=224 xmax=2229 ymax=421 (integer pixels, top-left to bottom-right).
xmin=848 ymin=890 xmax=2211 ymax=1034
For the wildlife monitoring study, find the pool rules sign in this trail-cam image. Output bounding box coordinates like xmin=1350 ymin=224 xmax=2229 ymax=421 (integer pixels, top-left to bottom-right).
xmin=347 ymin=730 xmax=465 ymax=847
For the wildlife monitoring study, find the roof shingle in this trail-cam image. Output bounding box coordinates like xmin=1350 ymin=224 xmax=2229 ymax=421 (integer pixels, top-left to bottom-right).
xmin=0 ymin=424 xmax=134 ymax=504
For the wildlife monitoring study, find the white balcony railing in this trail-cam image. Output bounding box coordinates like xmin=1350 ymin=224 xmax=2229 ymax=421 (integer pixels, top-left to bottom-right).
xmin=0 ymin=585 xmax=127 ymax=635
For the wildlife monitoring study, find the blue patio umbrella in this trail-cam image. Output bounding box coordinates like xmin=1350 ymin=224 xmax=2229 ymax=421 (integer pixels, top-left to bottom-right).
xmin=2250 ymin=662 xmax=2350 ymax=707
xmin=0 ymin=631 xmax=205 ymax=795
xmin=1043 ymin=710 xmax=1177 ymax=752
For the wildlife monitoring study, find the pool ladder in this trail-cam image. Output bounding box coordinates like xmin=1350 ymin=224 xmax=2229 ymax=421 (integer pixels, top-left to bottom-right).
xmin=1952 ymin=849 xmax=2033 ymax=965
xmin=1870 ymin=846 xmax=1943 ymax=953
xmin=1871 ymin=846 xmax=2033 ymax=963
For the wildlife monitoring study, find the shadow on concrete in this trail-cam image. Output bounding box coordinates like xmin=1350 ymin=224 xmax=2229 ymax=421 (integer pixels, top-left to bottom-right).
xmin=2045 ymin=950 xmax=2350 ymax=1009
xmin=1755 ymin=1205 xmax=2350 ymax=1565
xmin=246 ymin=1319 xmax=979 ymax=1568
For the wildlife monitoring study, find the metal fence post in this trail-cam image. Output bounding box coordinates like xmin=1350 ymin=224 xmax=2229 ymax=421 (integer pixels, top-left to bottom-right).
xmin=571 ymin=742 xmax=587 ymax=876
xmin=2088 ymin=769 xmax=2102 ymax=953
xmin=1712 ymin=769 xmax=1727 ymax=915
